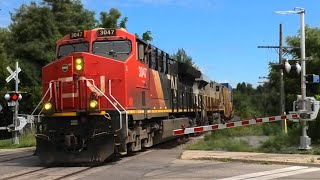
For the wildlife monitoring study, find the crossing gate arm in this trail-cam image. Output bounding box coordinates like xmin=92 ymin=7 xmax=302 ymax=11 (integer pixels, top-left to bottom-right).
xmin=173 ymin=114 xmax=299 ymax=136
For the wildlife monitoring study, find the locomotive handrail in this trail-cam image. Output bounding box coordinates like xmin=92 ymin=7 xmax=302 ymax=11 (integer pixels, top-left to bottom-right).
xmin=31 ymin=80 xmax=55 ymax=116
xmin=85 ymin=79 xmax=123 ymax=132
xmin=109 ymin=79 xmax=128 ymax=136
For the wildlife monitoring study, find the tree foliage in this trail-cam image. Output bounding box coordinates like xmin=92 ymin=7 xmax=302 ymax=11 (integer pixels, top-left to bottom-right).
xmin=142 ymin=31 xmax=153 ymax=42
xmin=232 ymin=82 xmax=279 ymax=119
xmin=171 ymin=48 xmax=197 ymax=68
xmin=42 ymin=0 xmax=97 ymax=35
xmin=98 ymin=8 xmax=153 ymax=42
xmin=99 ymin=8 xmax=122 ymax=28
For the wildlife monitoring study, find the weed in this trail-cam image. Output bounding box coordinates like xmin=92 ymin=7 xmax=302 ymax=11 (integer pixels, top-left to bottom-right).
xmin=310 ymin=157 xmax=315 ymax=163
xmin=221 ymin=157 xmax=231 ymax=162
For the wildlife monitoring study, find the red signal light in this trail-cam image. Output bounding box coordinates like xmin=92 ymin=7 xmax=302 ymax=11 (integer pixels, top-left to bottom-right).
xmin=11 ymin=93 xmax=19 ymax=101
xmin=4 ymin=93 xmax=21 ymax=101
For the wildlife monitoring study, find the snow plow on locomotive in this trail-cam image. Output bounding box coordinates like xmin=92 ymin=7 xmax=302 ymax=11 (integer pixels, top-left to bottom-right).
xmin=32 ymin=28 xmax=233 ymax=165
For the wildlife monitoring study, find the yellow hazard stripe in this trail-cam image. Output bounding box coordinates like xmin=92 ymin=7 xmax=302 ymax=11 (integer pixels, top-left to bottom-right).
xmin=127 ymin=109 xmax=196 ymax=114
xmin=50 ymin=111 xmax=107 ymax=117
xmin=50 ymin=112 xmax=77 ymax=117
xmin=49 ymin=109 xmax=198 ymax=116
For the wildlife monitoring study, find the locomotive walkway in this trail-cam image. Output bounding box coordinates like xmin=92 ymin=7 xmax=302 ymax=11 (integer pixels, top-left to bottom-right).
xmin=181 ymin=150 xmax=320 ymax=167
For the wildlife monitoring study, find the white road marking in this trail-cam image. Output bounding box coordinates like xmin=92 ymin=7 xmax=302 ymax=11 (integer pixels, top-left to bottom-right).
xmin=248 ymin=167 xmax=320 ymax=180
xmin=218 ymin=166 xmax=313 ymax=180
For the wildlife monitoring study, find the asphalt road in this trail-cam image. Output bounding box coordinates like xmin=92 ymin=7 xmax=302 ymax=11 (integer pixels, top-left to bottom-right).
xmin=0 ymin=142 xmax=320 ymax=179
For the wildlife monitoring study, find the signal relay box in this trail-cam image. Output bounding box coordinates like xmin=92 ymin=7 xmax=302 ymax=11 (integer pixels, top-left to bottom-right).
xmin=290 ymin=95 xmax=320 ymax=121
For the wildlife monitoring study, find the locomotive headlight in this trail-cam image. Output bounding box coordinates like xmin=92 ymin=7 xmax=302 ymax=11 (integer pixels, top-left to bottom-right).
xmin=89 ymin=100 xmax=98 ymax=109
xmin=43 ymin=102 xmax=54 ymax=114
xmin=44 ymin=102 xmax=53 ymax=110
xmin=76 ymin=64 xmax=83 ymax=71
xmin=74 ymin=57 xmax=84 ymax=71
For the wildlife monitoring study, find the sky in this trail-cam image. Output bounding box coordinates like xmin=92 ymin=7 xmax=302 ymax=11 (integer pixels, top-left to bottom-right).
xmin=0 ymin=0 xmax=320 ymax=88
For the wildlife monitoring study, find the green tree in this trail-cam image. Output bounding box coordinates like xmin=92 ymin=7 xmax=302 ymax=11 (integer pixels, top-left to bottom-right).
xmin=100 ymin=8 xmax=122 ymax=28
xmin=142 ymin=31 xmax=153 ymax=42
xmin=171 ymin=48 xmax=196 ymax=67
xmin=119 ymin=17 xmax=128 ymax=29
xmin=99 ymin=8 xmax=153 ymax=41
xmin=9 ymin=3 xmax=58 ymax=65
xmin=0 ymin=28 xmax=12 ymax=94
xmin=43 ymin=0 xmax=97 ymax=34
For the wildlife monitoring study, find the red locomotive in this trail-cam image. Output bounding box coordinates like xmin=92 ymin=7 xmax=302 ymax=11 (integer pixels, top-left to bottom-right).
xmin=33 ymin=28 xmax=233 ymax=165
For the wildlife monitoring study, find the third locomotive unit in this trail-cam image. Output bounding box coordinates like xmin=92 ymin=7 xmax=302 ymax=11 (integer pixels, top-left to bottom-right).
xmin=33 ymin=28 xmax=233 ymax=164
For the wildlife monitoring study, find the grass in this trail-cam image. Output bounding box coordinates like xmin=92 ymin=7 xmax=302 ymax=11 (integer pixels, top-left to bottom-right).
xmin=186 ymin=122 xmax=312 ymax=154
xmin=0 ymin=131 xmax=36 ymax=149
xmin=186 ymin=124 xmax=267 ymax=152
xmin=187 ymin=136 xmax=255 ymax=152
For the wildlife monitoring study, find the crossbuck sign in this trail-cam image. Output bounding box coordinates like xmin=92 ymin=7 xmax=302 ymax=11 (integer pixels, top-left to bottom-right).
xmin=6 ymin=66 xmax=21 ymax=83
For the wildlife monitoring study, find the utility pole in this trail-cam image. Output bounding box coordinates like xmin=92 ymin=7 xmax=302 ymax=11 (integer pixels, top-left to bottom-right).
xmin=279 ymin=24 xmax=286 ymax=131
xmin=13 ymin=62 xmax=19 ymax=144
xmin=257 ymin=24 xmax=286 ymax=131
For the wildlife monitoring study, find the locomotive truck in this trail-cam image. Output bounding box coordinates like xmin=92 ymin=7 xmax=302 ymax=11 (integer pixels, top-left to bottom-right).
xmin=33 ymin=28 xmax=233 ymax=165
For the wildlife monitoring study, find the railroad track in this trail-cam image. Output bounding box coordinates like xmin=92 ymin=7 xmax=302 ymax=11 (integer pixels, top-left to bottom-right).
xmin=0 ymin=154 xmax=33 ymax=163
xmin=0 ymin=166 xmax=96 ymax=180
xmin=0 ymin=134 xmax=205 ymax=180
xmin=0 ymin=148 xmax=35 ymax=163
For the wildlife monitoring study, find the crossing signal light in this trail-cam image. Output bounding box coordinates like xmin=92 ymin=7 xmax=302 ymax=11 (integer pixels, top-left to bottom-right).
xmin=271 ymin=61 xmax=301 ymax=74
xmin=4 ymin=92 xmax=22 ymax=101
xmin=284 ymin=61 xmax=291 ymax=73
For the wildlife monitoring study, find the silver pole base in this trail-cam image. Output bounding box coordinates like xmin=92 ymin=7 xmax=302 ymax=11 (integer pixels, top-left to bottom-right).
xmin=298 ymin=136 xmax=312 ymax=150
xmin=12 ymin=131 xmax=19 ymax=145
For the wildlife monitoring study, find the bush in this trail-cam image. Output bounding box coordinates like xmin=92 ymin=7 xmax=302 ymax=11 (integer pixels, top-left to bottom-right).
xmin=259 ymin=133 xmax=289 ymax=152
xmin=259 ymin=124 xmax=301 ymax=153
xmin=262 ymin=122 xmax=282 ymax=135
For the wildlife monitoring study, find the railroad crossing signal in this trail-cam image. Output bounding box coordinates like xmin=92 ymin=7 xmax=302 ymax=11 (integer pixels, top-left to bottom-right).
xmin=5 ymin=62 xmax=21 ymax=144
xmin=4 ymin=92 xmax=22 ymax=106
xmin=5 ymin=66 xmax=21 ymax=83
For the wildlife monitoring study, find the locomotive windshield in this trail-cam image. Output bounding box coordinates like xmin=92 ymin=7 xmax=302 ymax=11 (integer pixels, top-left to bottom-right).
xmin=58 ymin=42 xmax=89 ymax=59
xmin=92 ymin=40 xmax=132 ymax=62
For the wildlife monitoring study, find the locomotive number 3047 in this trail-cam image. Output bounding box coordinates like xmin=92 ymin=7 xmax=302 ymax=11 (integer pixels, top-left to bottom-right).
xmin=139 ymin=66 xmax=147 ymax=78
xmin=70 ymin=31 xmax=85 ymax=39
xmin=98 ymin=29 xmax=116 ymax=37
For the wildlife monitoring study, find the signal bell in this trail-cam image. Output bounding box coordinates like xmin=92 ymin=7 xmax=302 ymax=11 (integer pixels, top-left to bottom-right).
xmin=283 ymin=61 xmax=301 ymax=74
xmin=4 ymin=92 xmax=22 ymax=101
xmin=284 ymin=61 xmax=291 ymax=73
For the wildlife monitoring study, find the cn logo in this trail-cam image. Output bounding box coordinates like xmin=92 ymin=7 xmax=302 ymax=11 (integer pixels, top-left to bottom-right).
xmin=139 ymin=66 xmax=147 ymax=78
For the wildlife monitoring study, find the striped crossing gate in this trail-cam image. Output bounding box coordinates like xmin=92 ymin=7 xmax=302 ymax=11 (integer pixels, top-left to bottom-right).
xmin=173 ymin=114 xmax=299 ymax=136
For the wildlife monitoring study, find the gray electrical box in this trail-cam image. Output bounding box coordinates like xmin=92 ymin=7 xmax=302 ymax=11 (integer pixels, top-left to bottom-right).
xmin=290 ymin=95 xmax=320 ymax=121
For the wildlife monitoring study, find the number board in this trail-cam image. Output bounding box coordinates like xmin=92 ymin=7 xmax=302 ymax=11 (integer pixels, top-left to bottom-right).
xmin=98 ymin=29 xmax=117 ymax=37
xmin=70 ymin=31 xmax=85 ymax=39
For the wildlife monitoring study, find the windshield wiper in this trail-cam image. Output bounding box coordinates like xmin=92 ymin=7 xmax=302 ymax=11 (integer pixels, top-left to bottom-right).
xmin=108 ymin=51 xmax=130 ymax=55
